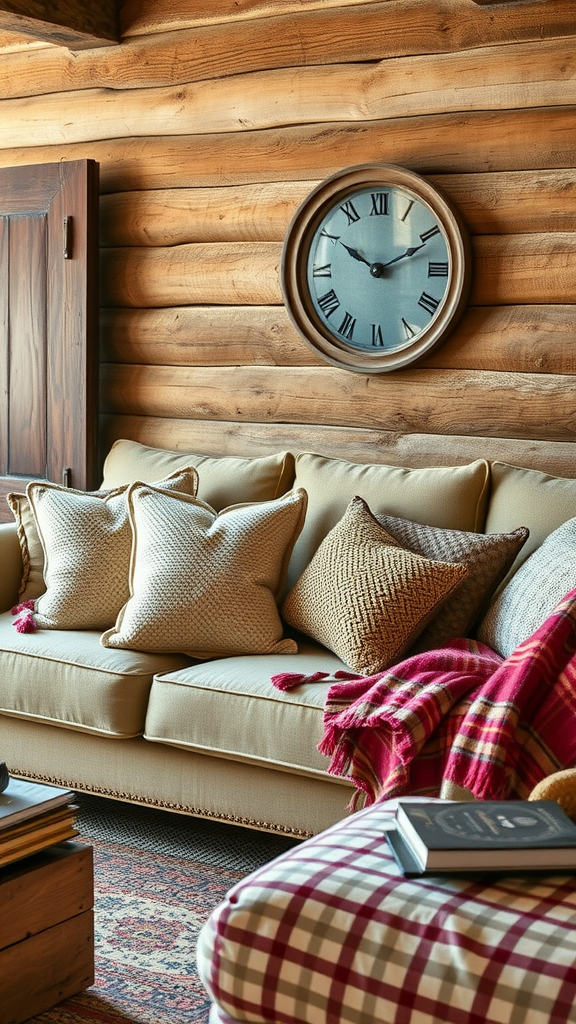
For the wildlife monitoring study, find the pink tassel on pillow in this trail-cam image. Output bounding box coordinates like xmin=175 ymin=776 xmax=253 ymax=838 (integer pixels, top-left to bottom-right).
xmin=11 ymin=600 xmax=37 ymax=633
xmin=271 ymin=669 xmax=360 ymax=691
xmin=14 ymin=609 xmax=37 ymax=633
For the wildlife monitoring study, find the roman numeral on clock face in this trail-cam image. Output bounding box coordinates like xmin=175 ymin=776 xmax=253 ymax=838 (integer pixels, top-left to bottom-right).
xmin=401 ymin=318 xmax=417 ymax=339
xmin=320 ymin=229 xmax=340 ymax=244
xmin=339 ymin=200 xmax=361 ymax=225
xmin=370 ymin=192 xmax=389 ymax=216
xmin=338 ymin=312 xmax=356 ymax=340
xmin=428 ymin=261 xmax=448 ymax=277
xmin=420 ymin=225 xmax=441 ymax=243
xmin=312 ymin=263 xmax=332 ymax=277
xmin=317 ymin=289 xmax=340 ymax=318
xmin=371 ymin=324 xmax=384 ymax=346
xmin=418 ymin=291 xmax=440 ymax=315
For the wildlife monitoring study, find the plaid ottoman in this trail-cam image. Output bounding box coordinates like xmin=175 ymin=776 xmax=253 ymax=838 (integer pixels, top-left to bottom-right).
xmin=197 ymin=799 xmax=576 ymax=1024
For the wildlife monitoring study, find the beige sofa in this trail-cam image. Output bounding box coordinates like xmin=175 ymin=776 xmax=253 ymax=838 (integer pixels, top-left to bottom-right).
xmin=1 ymin=436 xmax=576 ymax=838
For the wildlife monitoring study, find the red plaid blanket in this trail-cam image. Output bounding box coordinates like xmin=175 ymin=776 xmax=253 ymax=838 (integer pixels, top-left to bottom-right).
xmin=274 ymin=588 xmax=576 ymax=808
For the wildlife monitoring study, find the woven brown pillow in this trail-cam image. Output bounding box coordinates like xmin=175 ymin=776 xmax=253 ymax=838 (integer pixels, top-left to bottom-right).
xmin=282 ymin=496 xmax=468 ymax=676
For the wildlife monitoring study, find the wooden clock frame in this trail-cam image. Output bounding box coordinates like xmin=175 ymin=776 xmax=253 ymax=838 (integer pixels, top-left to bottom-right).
xmin=281 ymin=163 xmax=472 ymax=374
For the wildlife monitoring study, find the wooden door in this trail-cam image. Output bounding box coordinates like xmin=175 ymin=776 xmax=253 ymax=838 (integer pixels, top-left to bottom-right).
xmin=0 ymin=159 xmax=99 ymax=522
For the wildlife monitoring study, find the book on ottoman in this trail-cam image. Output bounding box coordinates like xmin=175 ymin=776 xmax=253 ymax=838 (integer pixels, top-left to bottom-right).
xmin=387 ymin=799 xmax=576 ymax=875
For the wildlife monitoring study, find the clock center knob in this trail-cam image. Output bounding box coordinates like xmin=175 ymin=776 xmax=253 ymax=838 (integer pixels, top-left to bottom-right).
xmin=369 ymin=262 xmax=385 ymax=278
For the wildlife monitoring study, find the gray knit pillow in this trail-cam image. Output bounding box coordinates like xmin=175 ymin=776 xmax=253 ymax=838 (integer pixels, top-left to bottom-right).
xmin=375 ymin=514 xmax=529 ymax=652
xmin=477 ymin=517 xmax=576 ymax=657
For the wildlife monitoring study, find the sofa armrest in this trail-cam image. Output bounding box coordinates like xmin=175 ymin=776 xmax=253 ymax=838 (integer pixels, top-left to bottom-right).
xmin=0 ymin=523 xmax=23 ymax=613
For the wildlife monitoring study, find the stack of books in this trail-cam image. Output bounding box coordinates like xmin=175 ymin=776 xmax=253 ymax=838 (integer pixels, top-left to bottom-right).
xmin=0 ymin=775 xmax=78 ymax=868
xmin=386 ymin=798 xmax=576 ymax=876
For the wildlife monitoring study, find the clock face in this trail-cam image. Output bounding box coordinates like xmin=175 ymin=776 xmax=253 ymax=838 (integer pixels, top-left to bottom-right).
xmin=307 ymin=185 xmax=450 ymax=353
xmin=281 ymin=164 xmax=471 ymax=373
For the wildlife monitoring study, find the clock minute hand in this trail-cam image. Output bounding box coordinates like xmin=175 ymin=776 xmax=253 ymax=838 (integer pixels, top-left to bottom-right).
xmin=339 ymin=242 xmax=372 ymax=267
xmin=381 ymin=242 xmax=427 ymax=268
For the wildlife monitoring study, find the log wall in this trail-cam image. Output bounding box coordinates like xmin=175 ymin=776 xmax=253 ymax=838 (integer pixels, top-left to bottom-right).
xmin=1 ymin=0 xmax=575 ymax=471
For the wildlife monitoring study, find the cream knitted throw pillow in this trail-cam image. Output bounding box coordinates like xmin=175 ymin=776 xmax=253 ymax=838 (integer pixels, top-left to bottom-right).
xmin=26 ymin=467 xmax=199 ymax=631
xmin=101 ymin=484 xmax=307 ymax=657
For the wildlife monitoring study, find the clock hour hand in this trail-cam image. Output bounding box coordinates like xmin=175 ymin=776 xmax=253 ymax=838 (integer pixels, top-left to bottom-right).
xmin=381 ymin=242 xmax=427 ymax=268
xmin=339 ymin=242 xmax=372 ymax=267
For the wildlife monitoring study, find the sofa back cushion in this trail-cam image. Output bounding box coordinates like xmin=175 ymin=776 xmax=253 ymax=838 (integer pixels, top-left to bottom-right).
xmin=287 ymin=453 xmax=490 ymax=591
xmin=485 ymin=462 xmax=576 ymax=573
xmin=101 ymin=439 xmax=295 ymax=510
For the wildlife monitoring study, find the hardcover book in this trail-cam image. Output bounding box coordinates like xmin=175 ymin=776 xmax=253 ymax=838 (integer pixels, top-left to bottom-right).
xmin=388 ymin=799 xmax=576 ymax=874
xmin=0 ymin=777 xmax=74 ymax=830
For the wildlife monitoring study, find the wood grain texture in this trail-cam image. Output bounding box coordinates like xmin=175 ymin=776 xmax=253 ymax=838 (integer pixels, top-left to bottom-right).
xmin=99 ymin=234 xmax=576 ymax=309
xmin=99 ymin=305 xmax=321 ymax=366
xmin=99 ymin=169 xmax=576 ymax=246
xmin=99 ymin=414 xmax=576 ymax=477
xmin=118 ymin=0 xmax=576 ymax=45
xmin=2 ymin=39 xmax=574 ymax=149
xmin=100 ymin=304 xmax=576 ymax=376
xmin=2 ymin=13 xmax=575 ymax=98
xmin=100 ymin=243 xmax=281 ymax=307
xmin=100 ymin=364 xmax=576 ymax=442
xmin=1 ymin=107 xmax=573 ymax=192
xmin=1 ymin=0 xmax=575 ymax=473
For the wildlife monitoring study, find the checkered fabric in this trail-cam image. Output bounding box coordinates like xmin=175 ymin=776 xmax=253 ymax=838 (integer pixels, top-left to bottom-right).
xmin=197 ymin=800 xmax=576 ymax=1024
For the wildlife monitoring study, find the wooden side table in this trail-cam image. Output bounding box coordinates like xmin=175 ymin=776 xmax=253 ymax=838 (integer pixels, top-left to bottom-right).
xmin=0 ymin=841 xmax=94 ymax=1024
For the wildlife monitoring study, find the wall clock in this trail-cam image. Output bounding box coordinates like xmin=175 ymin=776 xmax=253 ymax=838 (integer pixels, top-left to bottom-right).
xmin=281 ymin=163 xmax=472 ymax=373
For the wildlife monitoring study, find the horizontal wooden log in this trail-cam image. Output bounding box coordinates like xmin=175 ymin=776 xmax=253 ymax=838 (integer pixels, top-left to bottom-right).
xmin=100 ymin=304 xmax=576 ymax=376
xmin=99 ymin=182 xmax=311 ymax=245
xmin=471 ymin=234 xmax=576 ymax=305
xmin=2 ymin=6 xmax=575 ymax=98
xmin=100 ymin=243 xmax=280 ymax=307
xmin=100 ymin=364 xmax=576 ymax=442
xmin=118 ymin=0 xmax=576 ymax=46
xmin=2 ymin=39 xmax=574 ymax=149
xmin=1 ymin=108 xmax=573 ymax=192
xmin=99 ymin=414 xmax=576 ymax=478
xmin=424 ymin=305 xmax=576 ymax=375
xmin=100 ymin=234 xmax=576 ymax=308
xmin=99 ymin=306 xmax=321 ymax=366
xmin=100 ymin=169 xmax=576 ymax=246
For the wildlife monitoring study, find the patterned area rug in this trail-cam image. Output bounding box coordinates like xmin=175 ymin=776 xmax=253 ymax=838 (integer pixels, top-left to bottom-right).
xmin=28 ymin=793 xmax=300 ymax=1024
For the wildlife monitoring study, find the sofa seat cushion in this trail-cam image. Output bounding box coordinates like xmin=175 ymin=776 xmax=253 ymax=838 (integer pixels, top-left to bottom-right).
xmin=144 ymin=640 xmax=347 ymax=777
xmin=0 ymin=612 xmax=190 ymax=738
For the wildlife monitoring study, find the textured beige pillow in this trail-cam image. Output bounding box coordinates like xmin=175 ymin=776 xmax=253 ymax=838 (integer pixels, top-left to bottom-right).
xmin=282 ymin=497 xmax=468 ymax=676
xmin=101 ymin=485 xmax=308 ymax=658
xmin=101 ymin=439 xmax=295 ymax=510
xmin=477 ymin=516 xmax=576 ymax=658
xmin=9 ymin=467 xmax=198 ymax=606
xmin=25 ymin=467 xmax=199 ymax=630
xmin=375 ymin=514 xmax=529 ymax=651
xmin=287 ymin=453 xmax=490 ymax=591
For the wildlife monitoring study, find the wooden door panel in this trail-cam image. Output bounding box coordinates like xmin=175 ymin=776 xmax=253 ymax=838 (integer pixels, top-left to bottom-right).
xmin=0 ymin=159 xmax=99 ymax=522
xmin=8 ymin=214 xmax=47 ymax=478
